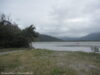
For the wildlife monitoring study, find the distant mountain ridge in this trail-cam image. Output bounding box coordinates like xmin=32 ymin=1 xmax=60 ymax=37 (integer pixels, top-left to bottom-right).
xmin=36 ymin=32 xmax=100 ymax=42
xmin=80 ymin=32 xmax=100 ymax=41
xmin=37 ymin=34 xmax=63 ymax=42
xmin=61 ymin=32 xmax=100 ymax=41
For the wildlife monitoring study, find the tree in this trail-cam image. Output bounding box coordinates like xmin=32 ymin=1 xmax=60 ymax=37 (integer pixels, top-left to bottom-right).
xmin=22 ymin=25 xmax=38 ymax=42
xmin=22 ymin=25 xmax=38 ymax=48
xmin=0 ymin=14 xmax=38 ymax=48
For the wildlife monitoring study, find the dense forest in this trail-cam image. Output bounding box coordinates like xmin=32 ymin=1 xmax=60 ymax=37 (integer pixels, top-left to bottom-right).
xmin=0 ymin=14 xmax=38 ymax=48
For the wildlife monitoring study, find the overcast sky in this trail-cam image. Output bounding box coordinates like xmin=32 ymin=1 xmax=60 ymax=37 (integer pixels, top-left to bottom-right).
xmin=0 ymin=0 xmax=100 ymax=37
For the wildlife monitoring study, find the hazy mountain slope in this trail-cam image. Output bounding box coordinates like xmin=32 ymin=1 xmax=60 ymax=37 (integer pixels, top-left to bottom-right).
xmin=61 ymin=37 xmax=79 ymax=41
xmin=61 ymin=32 xmax=100 ymax=41
xmin=80 ymin=32 xmax=100 ymax=41
xmin=37 ymin=34 xmax=63 ymax=42
xmin=36 ymin=32 xmax=100 ymax=41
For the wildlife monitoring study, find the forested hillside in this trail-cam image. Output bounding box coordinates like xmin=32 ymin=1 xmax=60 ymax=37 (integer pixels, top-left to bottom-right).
xmin=37 ymin=34 xmax=63 ymax=42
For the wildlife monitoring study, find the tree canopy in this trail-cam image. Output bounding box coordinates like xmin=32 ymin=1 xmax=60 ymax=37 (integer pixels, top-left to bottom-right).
xmin=0 ymin=14 xmax=38 ymax=48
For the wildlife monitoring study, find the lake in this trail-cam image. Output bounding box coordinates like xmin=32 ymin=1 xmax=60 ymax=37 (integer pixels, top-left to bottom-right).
xmin=32 ymin=42 xmax=100 ymax=52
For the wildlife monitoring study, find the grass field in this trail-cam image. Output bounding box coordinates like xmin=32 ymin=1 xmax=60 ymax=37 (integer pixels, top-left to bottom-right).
xmin=0 ymin=49 xmax=100 ymax=75
xmin=0 ymin=48 xmax=29 ymax=52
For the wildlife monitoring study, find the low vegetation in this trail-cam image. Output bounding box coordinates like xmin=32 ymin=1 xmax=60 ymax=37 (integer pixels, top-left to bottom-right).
xmin=0 ymin=49 xmax=100 ymax=75
xmin=0 ymin=48 xmax=30 ymax=52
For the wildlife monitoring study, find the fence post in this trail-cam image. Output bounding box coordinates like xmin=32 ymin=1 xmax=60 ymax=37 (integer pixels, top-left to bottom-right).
xmin=91 ymin=46 xmax=99 ymax=53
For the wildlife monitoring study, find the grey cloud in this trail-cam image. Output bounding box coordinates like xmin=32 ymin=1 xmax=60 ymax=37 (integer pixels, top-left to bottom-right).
xmin=43 ymin=0 xmax=100 ymax=37
xmin=0 ymin=0 xmax=100 ymax=37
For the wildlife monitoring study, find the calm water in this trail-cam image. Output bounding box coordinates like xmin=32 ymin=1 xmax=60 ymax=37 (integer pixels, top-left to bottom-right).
xmin=32 ymin=42 xmax=100 ymax=52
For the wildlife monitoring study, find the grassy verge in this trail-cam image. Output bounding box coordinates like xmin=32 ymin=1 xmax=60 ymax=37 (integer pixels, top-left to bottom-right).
xmin=0 ymin=48 xmax=31 ymax=52
xmin=0 ymin=49 xmax=100 ymax=75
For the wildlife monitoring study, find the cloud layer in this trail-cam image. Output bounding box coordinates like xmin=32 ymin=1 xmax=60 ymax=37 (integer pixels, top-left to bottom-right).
xmin=0 ymin=0 xmax=100 ymax=37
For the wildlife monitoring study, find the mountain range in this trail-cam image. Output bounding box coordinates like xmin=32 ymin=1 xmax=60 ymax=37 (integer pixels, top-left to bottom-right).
xmin=36 ymin=34 xmax=63 ymax=42
xmin=37 ymin=32 xmax=100 ymax=41
xmin=61 ymin=32 xmax=100 ymax=41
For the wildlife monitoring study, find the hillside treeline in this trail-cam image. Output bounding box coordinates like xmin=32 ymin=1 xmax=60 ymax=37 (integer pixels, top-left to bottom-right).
xmin=0 ymin=14 xmax=38 ymax=48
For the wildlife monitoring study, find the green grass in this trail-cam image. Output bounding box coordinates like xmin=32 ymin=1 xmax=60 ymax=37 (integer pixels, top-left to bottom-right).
xmin=0 ymin=48 xmax=30 ymax=52
xmin=0 ymin=49 xmax=100 ymax=75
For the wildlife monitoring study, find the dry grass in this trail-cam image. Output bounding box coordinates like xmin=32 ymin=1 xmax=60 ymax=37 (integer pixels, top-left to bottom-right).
xmin=0 ymin=49 xmax=100 ymax=75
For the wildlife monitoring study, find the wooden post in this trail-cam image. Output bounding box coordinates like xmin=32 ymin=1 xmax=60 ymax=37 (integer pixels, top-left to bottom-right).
xmin=91 ymin=46 xmax=99 ymax=53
